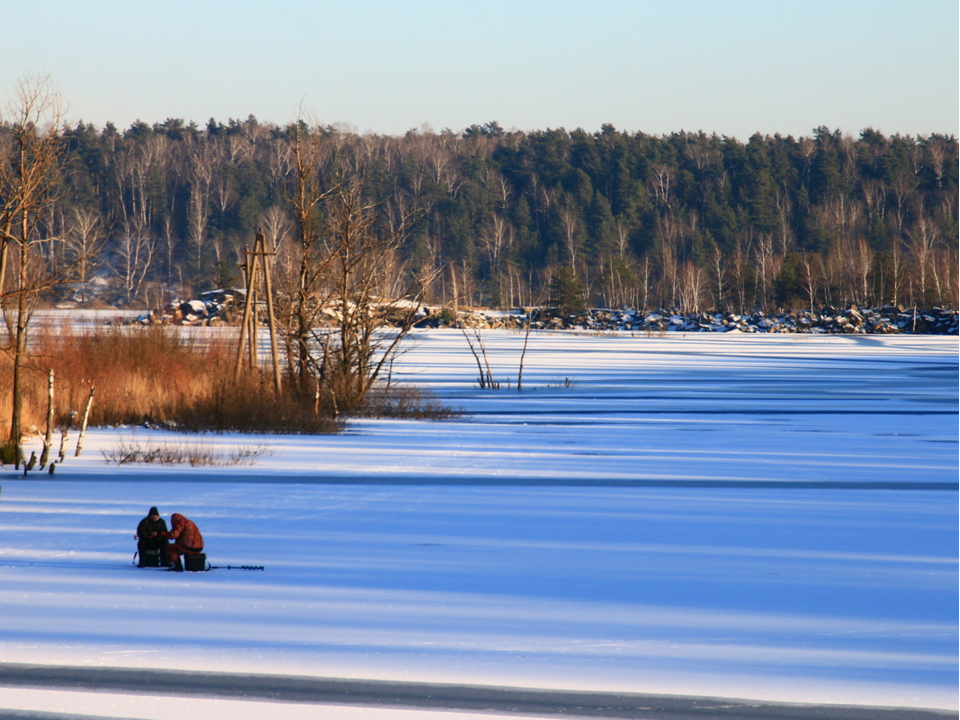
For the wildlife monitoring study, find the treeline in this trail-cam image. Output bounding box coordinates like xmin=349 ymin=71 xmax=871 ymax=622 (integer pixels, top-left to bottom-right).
xmin=52 ymin=118 xmax=960 ymax=311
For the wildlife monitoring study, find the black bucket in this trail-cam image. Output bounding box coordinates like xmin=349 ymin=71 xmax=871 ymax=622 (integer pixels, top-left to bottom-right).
xmin=185 ymin=553 xmax=207 ymax=572
xmin=140 ymin=549 xmax=162 ymax=567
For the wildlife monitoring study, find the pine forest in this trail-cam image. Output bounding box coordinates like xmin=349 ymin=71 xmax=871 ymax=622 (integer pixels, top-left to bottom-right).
xmin=13 ymin=116 xmax=960 ymax=313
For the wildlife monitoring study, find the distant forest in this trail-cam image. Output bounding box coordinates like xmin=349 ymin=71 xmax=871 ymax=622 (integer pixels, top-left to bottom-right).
xmin=51 ymin=118 xmax=960 ymax=311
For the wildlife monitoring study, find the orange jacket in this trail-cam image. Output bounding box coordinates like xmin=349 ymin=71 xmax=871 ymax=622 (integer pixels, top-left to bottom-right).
xmin=166 ymin=514 xmax=204 ymax=550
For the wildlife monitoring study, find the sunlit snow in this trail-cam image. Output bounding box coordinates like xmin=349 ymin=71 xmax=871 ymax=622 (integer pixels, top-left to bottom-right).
xmin=0 ymin=331 xmax=956 ymax=716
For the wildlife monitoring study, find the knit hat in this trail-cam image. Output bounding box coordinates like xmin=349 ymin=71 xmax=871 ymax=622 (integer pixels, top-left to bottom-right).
xmin=149 ymin=507 xmax=159 ymax=516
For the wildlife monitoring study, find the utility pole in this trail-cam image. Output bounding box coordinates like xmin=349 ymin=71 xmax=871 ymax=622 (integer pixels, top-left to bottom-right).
xmin=234 ymin=230 xmax=282 ymax=395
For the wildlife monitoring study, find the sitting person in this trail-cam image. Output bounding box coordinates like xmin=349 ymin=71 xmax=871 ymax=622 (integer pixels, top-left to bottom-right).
xmin=135 ymin=507 xmax=168 ymax=567
xmin=163 ymin=513 xmax=204 ymax=571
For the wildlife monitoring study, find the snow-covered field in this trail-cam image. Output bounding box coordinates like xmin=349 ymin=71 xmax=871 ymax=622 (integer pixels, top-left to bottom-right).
xmin=0 ymin=331 xmax=956 ymax=717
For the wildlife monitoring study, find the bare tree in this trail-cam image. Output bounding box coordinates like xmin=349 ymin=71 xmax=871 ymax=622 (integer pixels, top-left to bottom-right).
xmin=888 ymin=234 xmax=906 ymax=307
xmin=907 ymin=213 xmax=937 ymax=307
xmin=186 ymin=139 xmax=217 ymax=276
xmin=273 ymin=120 xmax=437 ymax=411
xmin=798 ymin=252 xmax=822 ymax=312
xmin=919 ymin=136 xmax=946 ymax=190
xmin=114 ymin=134 xmax=166 ymax=231
xmin=729 ymin=236 xmax=751 ymax=313
xmin=774 ymin=188 xmax=794 ymax=256
xmin=478 ymin=213 xmax=512 ymax=272
xmin=318 ymin=178 xmax=433 ymax=409
xmin=65 ymin=207 xmax=103 ymax=300
xmin=0 ymin=76 xmax=70 ymax=460
xmin=558 ymin=201 xmax=582 ymax=268
xmin=849 ymin=237 xmax=873 ymax=308
xmin=638 ymin=254 xmax=652 ymax=311
xmin=654 ymin=213 xmax=688 ymax=309
xmin=649 ymin=164 xmax=675 ymax=206
xmin=478 ymin=213 xmax=514 ymax=305
xmin=158 ymin=214 xmax=179 ymax=290
xmin=260 ymin=205 xmax=292 ymax=251
xmin=278 ymin=119 xmax=338 ymax=386
xmin=889 ymin=169 xmax=914 ymax=238
xmin=939 ymin=244 xmax=959 ymax=308
xmin=598 ymin=220 xmax=637 ymax=309
xmin=109 ymin=221 xmax=156 ymax=303
xmin=677 ymin=260 xmax=706 ymax=314
xmin=861 ymin=179 xmax=886 ymax=227
xmin=929 ymin=246 xmax=947 ymax=308
xmin=711 ymin=243 xmax=728 ymax=312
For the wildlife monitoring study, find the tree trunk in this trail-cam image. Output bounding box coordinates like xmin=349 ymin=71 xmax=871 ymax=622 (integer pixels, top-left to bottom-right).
xmin=39 ymin=369 xmax=54 ymax=467
xmin=75 ymin=387 xmax=95 ymax=458
xmin=10 ymin=242 xmax=29 ymax=465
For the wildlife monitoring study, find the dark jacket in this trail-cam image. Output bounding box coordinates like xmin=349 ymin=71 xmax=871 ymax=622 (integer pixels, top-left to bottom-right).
xmin=166 ymin=513 xmax=203 ymax=550
xmin=137 ymin=515 xmax=167 ymax=540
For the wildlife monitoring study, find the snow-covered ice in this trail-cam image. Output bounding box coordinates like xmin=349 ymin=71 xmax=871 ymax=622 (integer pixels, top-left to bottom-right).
xmin=0 ymin=331 xmax=956 ymax=717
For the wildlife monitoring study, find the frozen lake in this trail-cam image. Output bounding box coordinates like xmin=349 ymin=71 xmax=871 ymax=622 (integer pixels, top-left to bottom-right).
xmin=0 ymin=331 xmax=956 ymax=717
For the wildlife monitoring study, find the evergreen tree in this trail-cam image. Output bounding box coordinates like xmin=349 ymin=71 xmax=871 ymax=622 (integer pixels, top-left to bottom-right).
xmin=550 ymin=266 xmax=586 ymax=316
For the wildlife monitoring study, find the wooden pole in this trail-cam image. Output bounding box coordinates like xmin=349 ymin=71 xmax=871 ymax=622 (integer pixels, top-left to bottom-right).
xmin=234 ymin=230 xmax=281 ymax=390
xmin=248 ymin=247 xmax=259 ymax=370
xmin=233 ymin=249 xmax=254 ymax=381
xmin=39 ymin=369 xmax=54 ymax=467
xmin=75 ymin=386 xmax=95 ymax=457
xmin=258 ymin=231 xmax=283 ymax=395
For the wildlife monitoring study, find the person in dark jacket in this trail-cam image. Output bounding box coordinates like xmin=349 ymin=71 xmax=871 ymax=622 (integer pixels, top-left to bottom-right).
xmin=135 ymin=507 xmax=168 ymax=567
xmin=163 ymin=513 xmax=204 ymax=571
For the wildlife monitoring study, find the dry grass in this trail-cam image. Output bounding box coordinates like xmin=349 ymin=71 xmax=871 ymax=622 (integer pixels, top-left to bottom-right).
xmin=102 ymin=435 xmax=272 ymax=466
xmin=358 ymin=383 xmax=460 ymax=420
xmin=0 ymin=323 xmax=342 ymax=437
xmin=0 ymin=322 xmax=455 ymax=440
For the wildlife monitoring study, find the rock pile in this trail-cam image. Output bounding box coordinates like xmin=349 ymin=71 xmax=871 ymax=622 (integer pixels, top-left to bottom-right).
xmin=134 ymin=296 xmax=957 ymax=335
xmin=136 ymin=290 xmax=238 ymax=326
xmin=417 ymin=305 xmax=957 ymax=335
xmin=620 ymin=306 xmax=958 ymax=335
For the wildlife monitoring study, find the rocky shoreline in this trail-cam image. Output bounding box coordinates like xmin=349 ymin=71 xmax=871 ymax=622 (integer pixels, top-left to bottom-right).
xmin=442 ymin=305 xmax=958 ymax=335
xmin=135 ymin=296 xmax=958 ymax=336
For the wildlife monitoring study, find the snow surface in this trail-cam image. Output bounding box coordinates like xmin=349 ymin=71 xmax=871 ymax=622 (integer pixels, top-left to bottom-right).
xmin=0 ymin=689 xmax=546 ymax=720
xmin=0 ymin=331 xmax=957 ymax=717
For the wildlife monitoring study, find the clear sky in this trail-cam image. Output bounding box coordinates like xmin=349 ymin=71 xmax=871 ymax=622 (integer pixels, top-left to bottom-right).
xmin=5 ymin=0 xmax=957 ymax=139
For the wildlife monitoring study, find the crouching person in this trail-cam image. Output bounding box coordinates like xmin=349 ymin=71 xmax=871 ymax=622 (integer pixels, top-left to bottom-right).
xmin=163 ymin=513 xmax=204 ymax=572
xmin=135 ymin=507 xmax=168 ymax=567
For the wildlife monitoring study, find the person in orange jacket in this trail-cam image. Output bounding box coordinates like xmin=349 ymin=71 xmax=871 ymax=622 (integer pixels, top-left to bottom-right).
xmin=163 ymin=513 xmax=204 ymax=571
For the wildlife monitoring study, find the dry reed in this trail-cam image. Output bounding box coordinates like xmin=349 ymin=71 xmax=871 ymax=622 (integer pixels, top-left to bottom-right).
xmin=103 ymin=435 xmax=272 ymax=466
xmin=0 ymin=323 xmax=342 ymax=437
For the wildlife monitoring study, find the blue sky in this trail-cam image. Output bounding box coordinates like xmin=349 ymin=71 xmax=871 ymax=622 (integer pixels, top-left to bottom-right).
xmin=5 ymin=0 xmax=957 ymax=138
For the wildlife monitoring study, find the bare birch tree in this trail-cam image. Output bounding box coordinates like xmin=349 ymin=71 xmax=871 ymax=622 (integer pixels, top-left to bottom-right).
xmin=186 ymin=140 xmax=217 ymax=276
xmin=109 ymin=221 xmax=156 ymax=303
xmin=66 ymin=207 xmax=103 ymax=299
xmin=798 ymin=252 xmax=822 ymax=312
xmin=907 ymin=214 xmax=937 ymax=308
xmin=0 ymin=76 xmax=70 ymax=460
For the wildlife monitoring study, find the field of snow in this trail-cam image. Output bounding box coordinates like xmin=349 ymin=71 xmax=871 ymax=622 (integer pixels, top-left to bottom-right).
xmin=0 ymin=331 xmax=956 ymax=717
